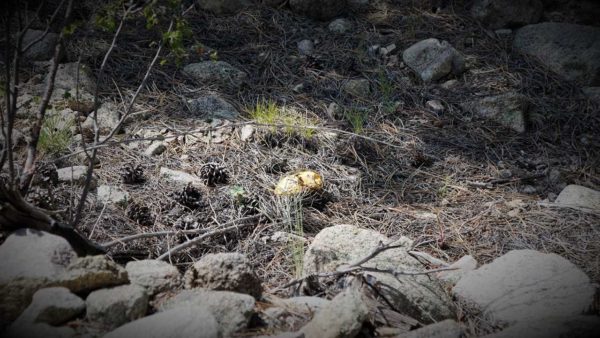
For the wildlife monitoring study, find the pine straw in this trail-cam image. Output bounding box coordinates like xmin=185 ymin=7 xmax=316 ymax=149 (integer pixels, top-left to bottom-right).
xmin=19 ymin=0 xmax=598 ymax=333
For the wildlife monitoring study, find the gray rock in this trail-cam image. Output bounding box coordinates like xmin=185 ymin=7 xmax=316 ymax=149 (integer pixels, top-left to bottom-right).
xmin=281 ymin=296 xmax=330 ymax=313
xmin=184 ymin=252 xmax=262 ymax=299
xmin=289 ymin=0 xmax=347 ymax=20
xmin=482 ymin=315 xmax=600 ymax=338
xmin=514 ymin=23 xmax=600 ymax=86
xmin=453 ymin=250 xmax=595 ymax=325
xmin=461 ymin=92 xmax=528 ymax=132
xmin=103 ymin=305 xmax=219 ymax=338
xmin=303 ymin=224 xmax=454 ymax=323
xmin=4 ymin=323 xmax=76 ymax=338
xmin=15 ymin=287 xmax=84 ymax=326
xmin=51 ymin=62 xmax=96 ymax=94
xmin=97 ymin=185 xmax=129 ymax=206
xmin=554 ymin=184 xmax=600 ymax=212
xmin=81 ymin=102 xmax=120 ymax=134
xmin=86 ymin=284 xmax=148 ymax=329
xmin=187 ymin=95 xmax=239 ymax=120
xmin=159 ymin=289 xmax=255 ymax=336
xmin=426 ymin=99 xmax=444 ymax=113
xmin=328 ymin=18 xmax=352 ymax=34
xmin=300 ymin=285 xmax=369 ymax=338
xmin=144 ymin=141 xmax=167 ymax=156
xmin=398 ymin=319 xmax=463 ymax=338
xmin=195 ymin=0 xmax=252 ymax=15
xmin=471 ymin=0 xmax=543 ymax=29
xmin=239 ymin=124 xmax=255 ymax=142
xmin=440 ymin=79 xmax=459 ymax=90
xmin=125 ymin=260 xmax=181 ymax=295
xmin=56 ymin=255 xmax=128 ymax=293
xmin=23 ymin=29 xmax=58 ymax=61
xmin=0 ymin=229 xmax=76 ymax=322
xmin=160 ymin=167 xmax=203 ymax=186
xmin=297 ymin=39 xmax=314 ymax=56
xmin=56 ymin=166 xmax=89 ymax=184
xmin=435 ymin=255 xmax=477 ymax=285
xmin=342 ymin=79 xmax=370 ymax=97
xmin=183 ymin=61 xmax=247 ymax=88
xmin=402 ymin=38 xmax=465 ymax=83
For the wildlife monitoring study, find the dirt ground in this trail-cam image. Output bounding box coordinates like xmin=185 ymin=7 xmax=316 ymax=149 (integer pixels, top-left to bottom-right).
xmin=11 ymin=0 xmax=600 ymax=313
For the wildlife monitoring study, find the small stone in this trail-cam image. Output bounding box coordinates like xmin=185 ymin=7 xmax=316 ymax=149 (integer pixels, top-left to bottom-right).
xmin=159 ymin=167 xmax=203 ymax=186
xmin=297 ymin=39 xmax=314 ymax=55
xmin=126 ymin=260 xmax=181 ymax=295
xmin=269 ymin=231 xmax=308 ymax=244
xmin=461 ymin=92 xmax=528 ymax=133
xmin=453 ymin=250 xmax=596 ymax=325
xmin=555 ymin=184 xmax=600 ymax=211
xmin=103 ymin=306 xmax=219 ymax=338
xmin=86 ymin=284 xmax=149 ymax=329
xmin=182 ymin=61 xmax=247 ymax=89
xmin=97 ymin=185 xmax=129 ymax=206
xmin=240 ymin=125 xmax=255 ymax=142
xmin=402 ymin=38 xmax=465 ymax=83
xmin=400 ymin=319 xmax=463 ymax=338
xmin=51 ymin=62 xmax=97 ymax=95
xmin=292 ymin=83 xmax=304 ymax=92
xmin=426 ymin=100 xmax=444 ymax=113
xmin=184 ymin=252 xmax=262 ymax=299
xmin=522 ymin=185 xmax=537 ymax=194
xmin=81 ymin=102 xmax=120 ymax=134
xmin=159 ymin=289 xmax=255 ymax=336
xmin=440 ymin=79 xmax=459 ymax=90
xmin=300 ymin=285 xmax=369 ymax=338
xmin=187 ymin=95 xmax=239 ymax=120
xmin=144 ymin=141 xmax=167 ymax=156
xmin=380 ymin=43 xmax=397 ymax=55
xmin=498 ymin=169 xmax=512 ymax=178
xmin=328 ymin=18 xmax=352 ymax=34
xmin=56 ymin=166 xmax=89 ymax=184
xmin=342 ymin=79 xmax=370 ymax=97
xmin=15 ymin=287 xmax=85 ymax=326
xmin=57 ymin=255 xmax=128 ymax=293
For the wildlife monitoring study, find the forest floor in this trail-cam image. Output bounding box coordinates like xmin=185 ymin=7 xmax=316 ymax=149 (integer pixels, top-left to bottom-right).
xmin=13 ymin=0 xmax=600 ymax=305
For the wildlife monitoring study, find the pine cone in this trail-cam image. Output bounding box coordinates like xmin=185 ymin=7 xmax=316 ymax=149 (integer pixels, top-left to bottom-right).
xmin=198 ymin=163 xmax=228 ymax=186
xmin=127 ymin=202 xmax=153 ymax=226
xmin=38 ymin=164 xmax=58 ymax=187
xmin=174 ymin=184 xmax=205 ymax=209
xmin=121 ymin=163 xmax=145 ymax=184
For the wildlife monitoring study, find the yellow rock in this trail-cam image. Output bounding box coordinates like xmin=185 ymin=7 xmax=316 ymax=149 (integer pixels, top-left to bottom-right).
xmin=274 ymin=170 xmax=324 ymax=196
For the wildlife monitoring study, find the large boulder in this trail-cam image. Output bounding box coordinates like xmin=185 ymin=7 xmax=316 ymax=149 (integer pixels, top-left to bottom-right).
xmin=184 ymin=252 xmax=262 ymax=299
xmin=289 ymin=0 xmax=347 ymax=21
xmin=0 ymin=229 xmax=76 ymax=322
xmin=461 ymin=92 xmax=529 ymax=133
xmin=514 ymin=23 xmax=600 ymax=86
xmin=14 ymin=287 xmax=85 ymax=326
xmin=453 ymin=250 xmax=595 ymax=325
xmin=125 ymin=260 xmax=181 ymax=295
xmin=159 ymin=289 xmax=255 ymax=336
xmin=303 ymin=224 xmax=455 ymax=323
xmin=195 ymin=0 xmax=252 ymax=15
xmin=300 ymin=285 xmax=369 ymax=338
xmin=554 ymin=184 xmax=600 ymax=212
xmin=103 ymin=306 xmax=219 ymax=338
xmin=86 ymin=284 xmax=149 ymax=329
xmin=471 ymin=0 xmax=543 ymax=29
xmin=482 ymin=315 xmax=600 ymax=338
xmin=402 ymin=38 xmax=465 ymax=83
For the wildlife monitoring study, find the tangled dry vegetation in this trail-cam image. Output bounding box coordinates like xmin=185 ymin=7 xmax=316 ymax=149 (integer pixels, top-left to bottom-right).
xmin=12 ymin=0 xmax=600 ymax=293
